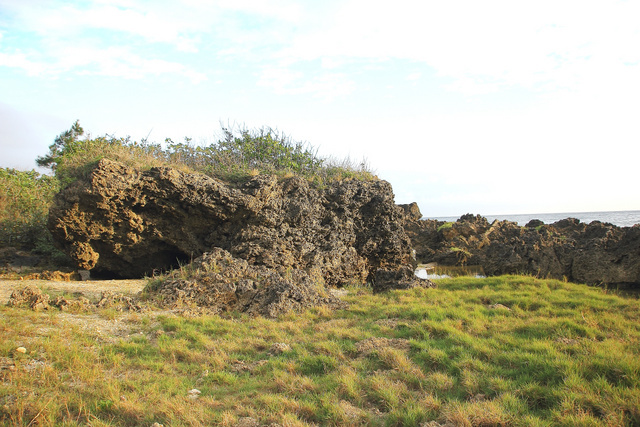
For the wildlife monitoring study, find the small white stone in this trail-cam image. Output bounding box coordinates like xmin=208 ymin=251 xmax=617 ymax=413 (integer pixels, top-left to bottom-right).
xmin=15 ymin=347 xmax=27 ymax=354
xmin=187 ymin=388 xmax=201 ymax=400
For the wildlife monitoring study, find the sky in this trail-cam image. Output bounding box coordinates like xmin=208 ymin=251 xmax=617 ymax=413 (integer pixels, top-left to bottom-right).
xmin=1 ymin=0 xmax=639 ymax=217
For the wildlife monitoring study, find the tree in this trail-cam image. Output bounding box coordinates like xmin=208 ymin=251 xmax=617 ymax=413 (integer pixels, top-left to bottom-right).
xmin=36 ymin=120 xmax=85 ymax=171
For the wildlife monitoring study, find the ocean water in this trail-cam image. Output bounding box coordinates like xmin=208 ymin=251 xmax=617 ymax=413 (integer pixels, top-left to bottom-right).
xmin=426 ymin=210 xmax=640 ymax=228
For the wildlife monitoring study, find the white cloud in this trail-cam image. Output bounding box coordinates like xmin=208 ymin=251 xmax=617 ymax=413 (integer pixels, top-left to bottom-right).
xmin=1 ymin=0 xmax=205 ymax=51
xmin=217 ymin=0 xmax=303 ymax=22
xmin=0 ymin=0 xmax=215 ymax=81
xmin=0 ymin=43 xmax=207 ymax=83
xmin=274 ymin=0 xmax=640 ymax=97
xmin=72 ymin=47 xmax=208 ymax=83
xmin=3 ymin=0 xmax=639 ymax=96
xmin=0 ymin=0 xmax=317 ymax=84
xmin=0 ymin=51 xmax=46 ymax=75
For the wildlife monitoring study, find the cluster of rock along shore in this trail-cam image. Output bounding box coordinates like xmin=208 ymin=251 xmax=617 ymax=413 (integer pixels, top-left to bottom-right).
xmin=400 ymin=203 xmax=640 ymax=287
xmin=39 ymin=159 xmax=639 ymax=315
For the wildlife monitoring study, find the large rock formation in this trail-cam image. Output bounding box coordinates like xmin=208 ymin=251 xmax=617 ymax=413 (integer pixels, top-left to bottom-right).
xmin=48 ymin=159 xmax=429 ymax=292
xmin=404 ymin=212 xmax=640 ymax=286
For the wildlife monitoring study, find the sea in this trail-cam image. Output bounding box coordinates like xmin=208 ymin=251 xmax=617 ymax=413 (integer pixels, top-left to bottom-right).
xmin=425 ymin=210 xmax=640 ymax=228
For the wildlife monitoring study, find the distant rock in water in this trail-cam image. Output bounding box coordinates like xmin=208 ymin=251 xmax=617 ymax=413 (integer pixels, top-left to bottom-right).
xmin=403 ymin=211 xmax=640 ymax=286
xmin=48 ymin=158 xmax=431 ymax=293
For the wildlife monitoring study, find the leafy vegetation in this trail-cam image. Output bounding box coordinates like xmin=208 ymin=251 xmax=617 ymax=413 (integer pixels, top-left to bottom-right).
xmin=2 ymin=275 xmax=639 ymax=426
xmin=0 ymin=168 xmax=69 ymax=263
xmin=36 ymin=121 xmax=375 ymax=188
xmin=437 ymin=222 xmax=454 ymax=233
xmin=0 ymin=168 xmax=58 ymax=246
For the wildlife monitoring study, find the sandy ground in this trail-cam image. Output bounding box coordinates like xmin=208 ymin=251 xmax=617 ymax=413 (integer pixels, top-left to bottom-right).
xmin=0 ymin=279 xmax=147 ymax=304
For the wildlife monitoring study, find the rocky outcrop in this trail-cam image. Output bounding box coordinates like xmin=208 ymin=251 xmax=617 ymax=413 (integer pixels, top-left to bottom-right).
xmin=6 ymin=285 xmax=139 ymax=312
xmin=397 ymin=202 xmax=423 ymax=221
xmin=147 ymin=247 xmax=346 ymax=317
xmin=49 ymin=159 xmax=430 ymax=292
xmin=404 ymin=212 xmax=640 ymax=286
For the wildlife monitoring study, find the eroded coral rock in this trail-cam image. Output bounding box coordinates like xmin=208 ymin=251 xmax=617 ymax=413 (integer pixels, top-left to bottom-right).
xmin=6 ymin=285 xmax=137 ymax=312
xmin=373 ymin=266 xmax=435 ymax=293
xmin=403 ymin=211 xmax=640 ymax=286
xmin=7 ymin=286 xmax=51 ymax=311
xmin=148 ymin=247 xmax=346 ymax=317
xmin=49 ymin=159 xmax=421 ymax=291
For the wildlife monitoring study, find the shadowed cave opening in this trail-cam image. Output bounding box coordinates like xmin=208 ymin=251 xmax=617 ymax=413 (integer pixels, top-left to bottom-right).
xmin=92 ymin=248 xmax=193 ymax=279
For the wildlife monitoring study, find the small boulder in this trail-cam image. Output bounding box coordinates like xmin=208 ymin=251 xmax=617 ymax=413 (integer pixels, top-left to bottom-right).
xmin=398 ymin=202 xmax=423 ymax=221
xmin=187 ymin=389 xmax=201 ymax=400
xmin=235 ymin=417 xmax=260 ymax=427
xmin=372 ymin=266 xmax=435 ymax=293
xmin=7 ymin=286 xmax=51 ymax=311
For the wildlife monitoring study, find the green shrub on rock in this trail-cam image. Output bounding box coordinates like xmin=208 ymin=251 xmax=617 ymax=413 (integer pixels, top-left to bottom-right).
xmin=37 ymin=121 xmax=376 ymax=189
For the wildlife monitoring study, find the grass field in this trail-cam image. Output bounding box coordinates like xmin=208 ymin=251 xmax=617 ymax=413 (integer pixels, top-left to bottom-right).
xmin=1 ymin=275 xmax=639 ymax=426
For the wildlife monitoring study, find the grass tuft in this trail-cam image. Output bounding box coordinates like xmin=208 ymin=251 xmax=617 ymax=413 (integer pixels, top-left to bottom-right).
xmin=2 ymin=275 xmax=640 ymax=425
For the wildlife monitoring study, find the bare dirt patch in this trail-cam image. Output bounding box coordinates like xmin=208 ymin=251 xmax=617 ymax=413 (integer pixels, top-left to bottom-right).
xmin=56 ymin=312 xmax=149 ymax=344
xmin=355 ymin=337 xmax=411 ymax=355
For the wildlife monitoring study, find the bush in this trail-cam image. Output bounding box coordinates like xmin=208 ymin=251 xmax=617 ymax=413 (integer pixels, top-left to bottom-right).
xmin=159 ymin=126 xmax=375 ymax=185
xmin=38 ymin=122 xmax=376 ymax=187
xmin=0 ymin=168 xmax=58 ymax=245
xmin=209 ymin=126 xmax=324 ymax=176
xmin=51 ymin=135 xmax=168 ymax=187
xmin=0 ymin=168 xmax=66 ymax=262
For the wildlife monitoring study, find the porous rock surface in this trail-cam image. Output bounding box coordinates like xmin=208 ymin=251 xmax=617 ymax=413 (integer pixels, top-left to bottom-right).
xmin=404 ymin=212 xmax=640 ymax=286
xmin=6 ymin=285 xmax=139 ymax=312
xmin=49 ymin=159 xmax=430 ymax=293
xmin=148 ymin=247 xmax=346 ymax=317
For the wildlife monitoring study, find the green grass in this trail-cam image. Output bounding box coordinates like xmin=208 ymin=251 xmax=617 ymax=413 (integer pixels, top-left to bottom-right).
xmin=437 ymin=221 xmax=454 ymax=232
xmin=2 ymin=275 xmax=640 ymax=426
